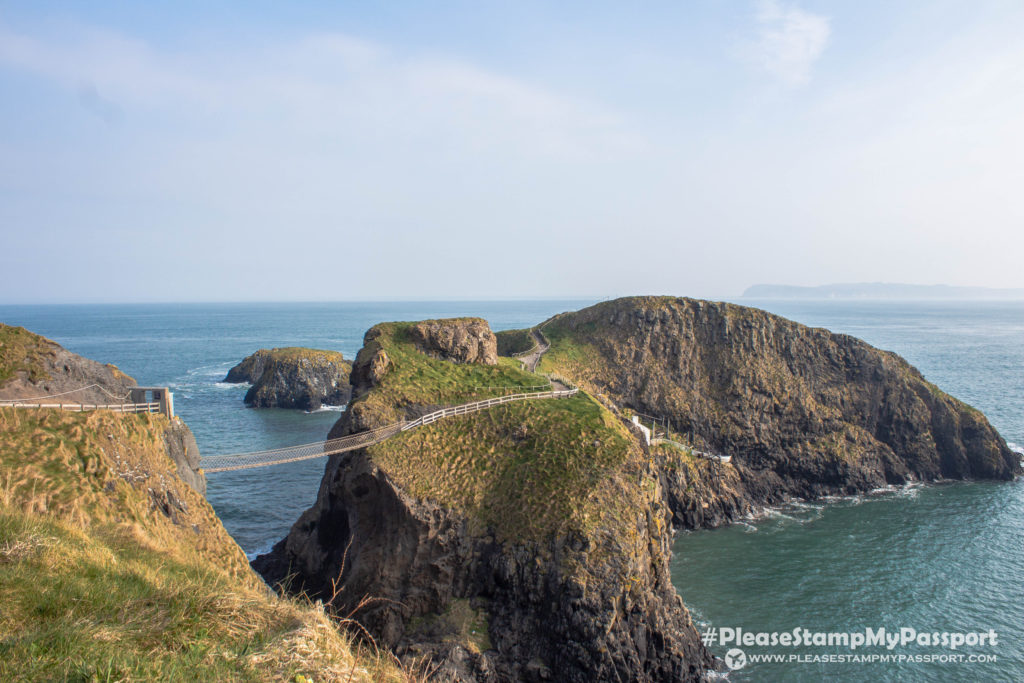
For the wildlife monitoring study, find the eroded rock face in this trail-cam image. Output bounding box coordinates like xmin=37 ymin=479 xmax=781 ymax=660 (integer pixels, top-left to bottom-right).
xmin=162 ymin=419 xmax=206 ymax=496
xmin=348 ymin=329 xmax=391 ymax=396
xmin=542 ymin=297 xmax=1021 ymax=527
xmin=409 ymin=318 xmax=498 ymax=365
xmin=224 ymin=348 xmax=351 ymax=411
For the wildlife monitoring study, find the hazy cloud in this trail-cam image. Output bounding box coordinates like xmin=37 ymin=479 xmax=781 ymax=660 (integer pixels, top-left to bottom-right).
xmin=750 ymin=0 xmax=831 ymax=86
xmin=0 ymin=22 xmax=639 ymax=162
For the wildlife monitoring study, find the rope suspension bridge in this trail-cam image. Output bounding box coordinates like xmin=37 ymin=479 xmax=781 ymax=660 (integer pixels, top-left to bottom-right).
xmin=2 ymin=323 xmax=734 ymax=475
xmin=200 ymin=387 xmax=579 ymax=473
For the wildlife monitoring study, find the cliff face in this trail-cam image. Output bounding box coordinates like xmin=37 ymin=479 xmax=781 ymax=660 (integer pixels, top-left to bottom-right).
xmin=0 ymin=323 xmax=136 ymax=404
xmin=224 ymin=347 xmax=352 ymax=411
xmin=255 ymin=318 xmax=713 ymax=681
xmin=536 ymin=297 xmax=1020 ymax=527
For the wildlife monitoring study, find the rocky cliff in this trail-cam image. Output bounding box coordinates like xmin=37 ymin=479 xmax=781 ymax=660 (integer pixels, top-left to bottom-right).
xmin=0 ymin=323 xmax=136 ymax=405
xmin=224 ymin=347 xmax=352 ymax=411
xmin=255 ymin=318 xmax=713 ymax=681
xmin=535 ymin=296 xmax=1020 ymax=528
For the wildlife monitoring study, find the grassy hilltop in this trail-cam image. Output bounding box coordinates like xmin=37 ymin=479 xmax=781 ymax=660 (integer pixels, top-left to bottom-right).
xmin=347 ymin=319 xmax=647 ymax=545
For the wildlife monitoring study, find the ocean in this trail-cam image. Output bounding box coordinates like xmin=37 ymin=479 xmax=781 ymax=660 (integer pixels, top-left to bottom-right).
xmin=1 ymin=298 xmax=1021 ymax=681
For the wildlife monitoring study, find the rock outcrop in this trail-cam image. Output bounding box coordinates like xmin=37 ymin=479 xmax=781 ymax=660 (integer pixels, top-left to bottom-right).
xmin=254 ymin=318 xmax=713 ymax=681
xmin=224 ymin=348 xmax=351 ymax=411
xmin=162 ymin=418 xmax=207 ymax=496
xmin=409 ymin=318 xmax=498 ymax=365
xmin=0 ymin=323 xmax=136 ymax=405
xmin=537 ymin=296 xmax=1021 ymax=528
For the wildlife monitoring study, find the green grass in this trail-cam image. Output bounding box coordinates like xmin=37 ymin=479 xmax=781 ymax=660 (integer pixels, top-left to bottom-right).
xmin=344 ymin=319 xmax=650 ymax=547
xmin=356 ymin=322 xmax=553 ymax=423
xmin=535 ymin=319 xmax=611 ymax=389
xmin=495 ymin=328 xmax=535 ymax=356
xmin=370 ymin=393 xmax=636 ymax=542
xmin=0 ymin=324 xmax=56 ymax=385
xmin=404 ymin=598 xmax=491 ymax=655
xmin=261 ymin=347 xmax=348 ymax=363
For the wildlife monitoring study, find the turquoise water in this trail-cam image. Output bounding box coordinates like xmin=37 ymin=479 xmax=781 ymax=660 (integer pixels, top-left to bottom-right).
xmin=672 ymin=300 xmax=1024 ymax=681
xmin=1 ymin=299 xmax=1020 ymax=681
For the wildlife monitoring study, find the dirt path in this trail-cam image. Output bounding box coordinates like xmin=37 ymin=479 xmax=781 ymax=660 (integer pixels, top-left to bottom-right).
xmin=515 ymin=326 xmax=573 ymax=390
xmin=518 ymin=328 xmax=550 ymax=373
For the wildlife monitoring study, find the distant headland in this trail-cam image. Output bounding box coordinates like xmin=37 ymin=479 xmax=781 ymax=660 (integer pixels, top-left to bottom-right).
xmin=742 ymin=283 xmax=1024 ymax=300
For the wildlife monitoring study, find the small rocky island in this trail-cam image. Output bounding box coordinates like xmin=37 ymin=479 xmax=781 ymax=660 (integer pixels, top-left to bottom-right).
xmin=224 ymin=347 xmax=351 ymax=411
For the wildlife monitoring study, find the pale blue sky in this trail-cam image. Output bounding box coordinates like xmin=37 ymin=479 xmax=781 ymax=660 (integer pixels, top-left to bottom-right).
xmin=2 ymin=1 xmax=1023 ymax=303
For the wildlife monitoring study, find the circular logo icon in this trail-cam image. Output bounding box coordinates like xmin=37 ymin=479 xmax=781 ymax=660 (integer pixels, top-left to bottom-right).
xmin=725 ymin=648 xmax=747 ymax=670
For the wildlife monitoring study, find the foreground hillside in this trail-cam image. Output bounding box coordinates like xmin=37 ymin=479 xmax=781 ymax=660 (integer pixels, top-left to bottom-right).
xmin=256 ymin=318 xmax=712 ymax=681
xmin=0 ymin=331 xmax=404 ymax=682
xmin=533 ymin=296 xmax=1020 ymax=527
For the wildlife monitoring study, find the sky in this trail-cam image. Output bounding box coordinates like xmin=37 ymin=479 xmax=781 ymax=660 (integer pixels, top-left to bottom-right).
xmin=1 ymin=0 xmax=1023 ymax=303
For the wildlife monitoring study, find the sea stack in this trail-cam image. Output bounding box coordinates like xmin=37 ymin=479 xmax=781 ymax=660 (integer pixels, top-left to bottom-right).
xmin=224 ymin=347 xmax=352 ymax=411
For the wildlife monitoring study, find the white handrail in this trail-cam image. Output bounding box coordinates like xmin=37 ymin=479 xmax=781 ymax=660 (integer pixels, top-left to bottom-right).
xmin=202 ymin=387 xmax=580 ymax=473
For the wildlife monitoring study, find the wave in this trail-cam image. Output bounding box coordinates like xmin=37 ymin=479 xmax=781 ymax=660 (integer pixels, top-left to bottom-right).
xmin=245 ymin=541 xmax=276 ymax=563
xmin=214 ymin=382 xmax=249 ymax=390
xmin=1008 ymin=442 xmax=1024 ymax=456
xmin=306 ymin=404 xmax=346 ymax=414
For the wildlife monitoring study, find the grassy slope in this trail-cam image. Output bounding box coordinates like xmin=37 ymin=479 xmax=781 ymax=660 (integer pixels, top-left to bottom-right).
xmin=354 ymin=321 xmax=650 ymax=552
xmin=0 ymin=408 xmax=403 ymax=682
xmin=0 ymin=324 xmax=56 ymax=384
xmin=354 ymin=322 xmax=552 ymax=424
xmin=494 ymin=329 xmax=535 ymax=356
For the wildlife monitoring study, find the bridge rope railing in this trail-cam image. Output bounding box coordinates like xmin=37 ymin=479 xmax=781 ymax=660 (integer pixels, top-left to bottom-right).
xmin=201 ymin=387 xmax=579 ymax=473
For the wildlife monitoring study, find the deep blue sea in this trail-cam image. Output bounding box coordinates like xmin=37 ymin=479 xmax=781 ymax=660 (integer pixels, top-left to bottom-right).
xmin=1 ymin=298 xmax=1021 ymax=682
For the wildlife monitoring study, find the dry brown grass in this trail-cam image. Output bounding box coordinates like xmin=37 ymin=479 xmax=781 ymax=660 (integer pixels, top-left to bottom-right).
xmin=0 ymin=406 xmax=413 ymax=682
